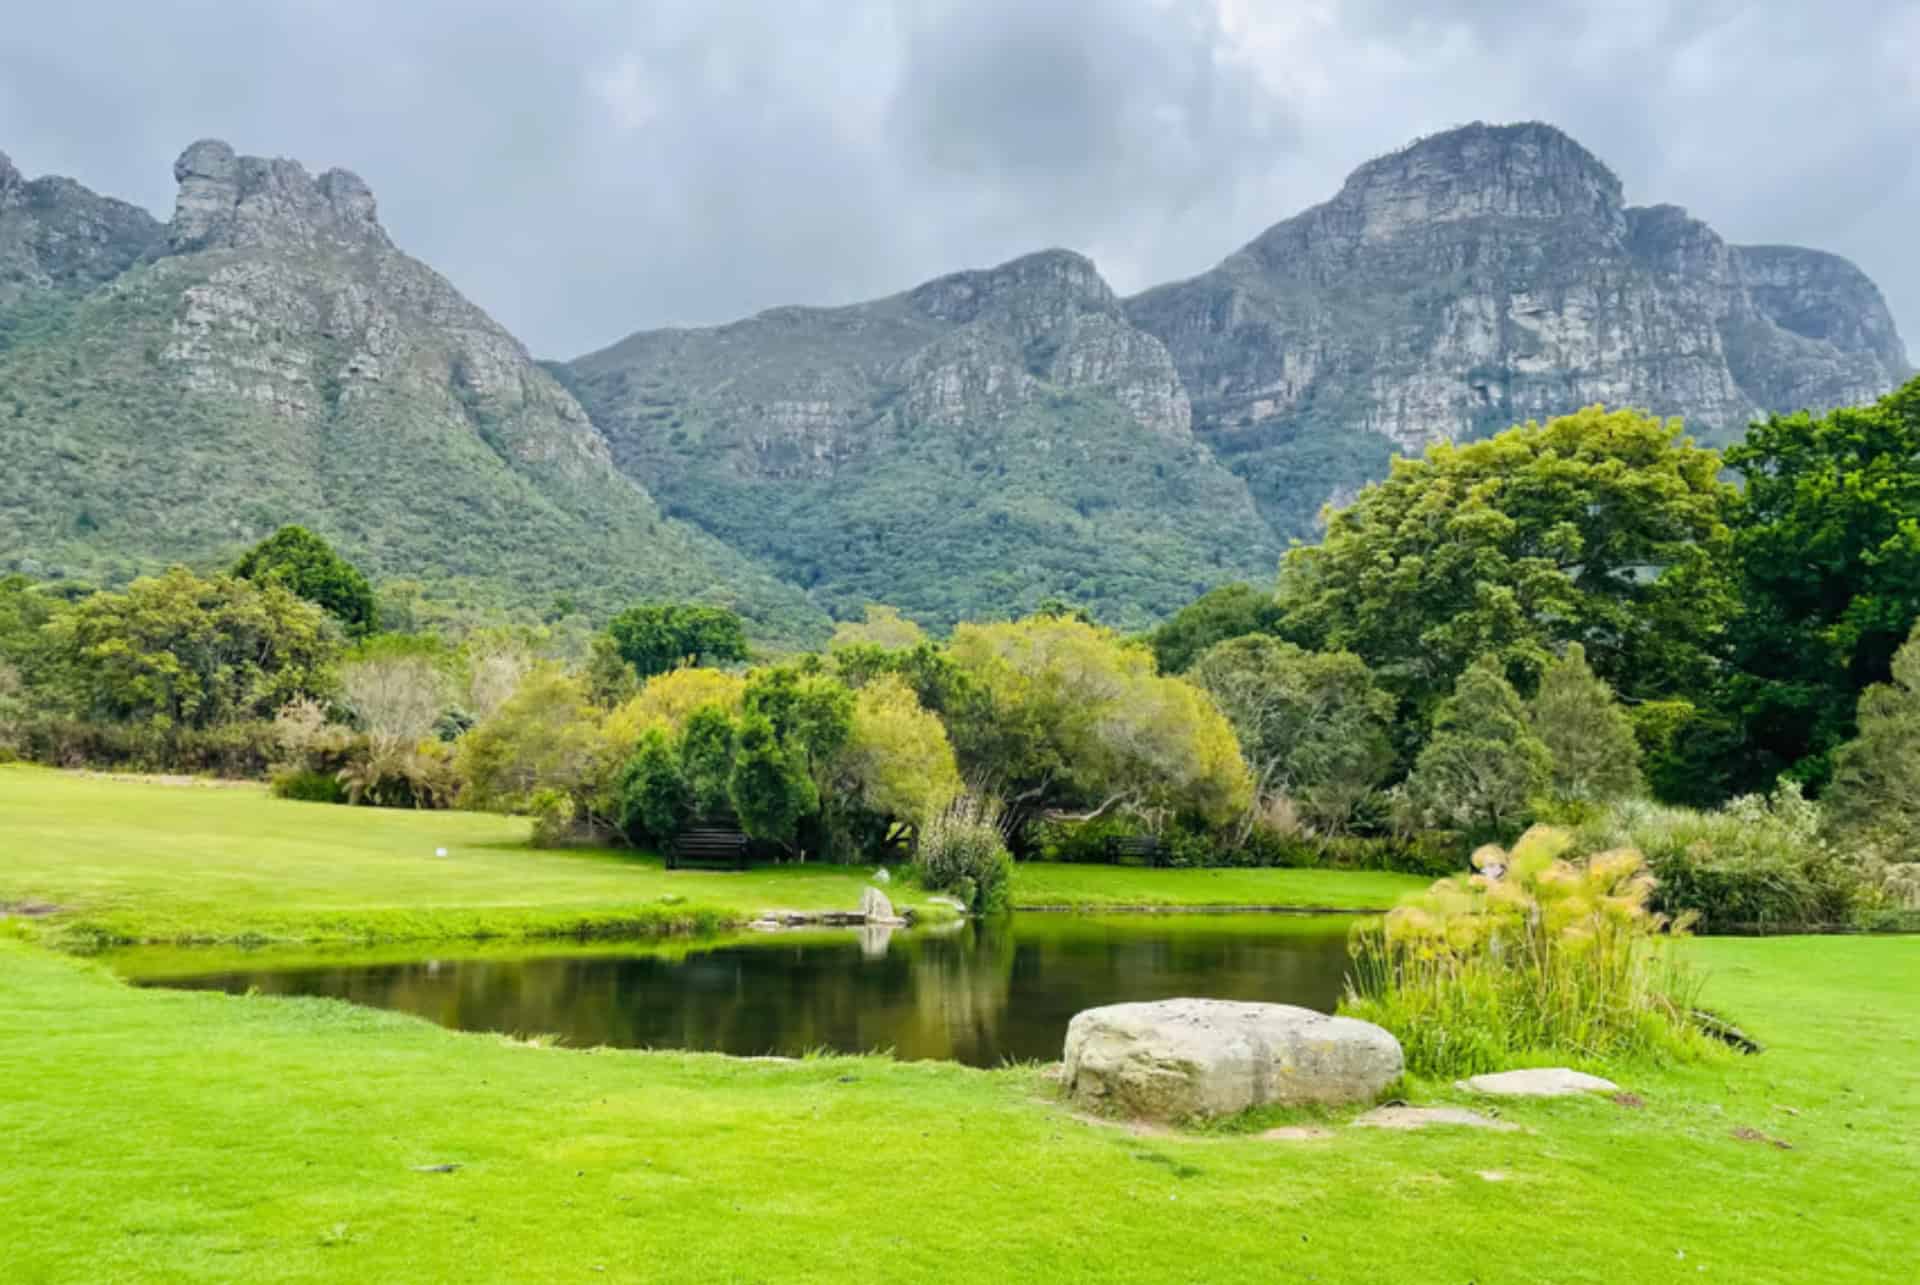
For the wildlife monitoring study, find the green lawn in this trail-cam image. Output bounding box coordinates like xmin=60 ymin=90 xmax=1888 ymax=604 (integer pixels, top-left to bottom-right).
xmin=0 ymin=767 xmax=1422 ymax=945
xmin=1 ymin=935 xmax=1914 ymax=1282
xmin=1011 ymin=861 xmax=1424 ymax=911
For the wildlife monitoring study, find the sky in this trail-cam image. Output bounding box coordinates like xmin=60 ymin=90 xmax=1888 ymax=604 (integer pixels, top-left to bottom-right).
xmin=2 ymin=0 xmax=1915 ymax=360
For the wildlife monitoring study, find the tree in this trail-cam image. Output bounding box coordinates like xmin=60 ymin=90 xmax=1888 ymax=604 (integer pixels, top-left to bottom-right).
xmin=1723 ymin=375 xmax=1920 ymax=788
xmin=1528 ymin=643 xmax=1642 ymax=806
xmin=1148 ymin=583 xmax=1284 ymax=675
xmin=947 ymin=614 xmax=1251 ymax=826
xmin=337 ymin=636 xmax=449 ymax=744
xmin=742 ymin=666 xmax=854 ymax=788
xmin=455 ymin=666 xmax=613 ymax=821
xmin=679 ymin=704 xmax=738 ymax=818
xmin=584 ymin=633 xmax=639 ymax=708
xmin=1278 ymin=407 xmax=1735 ymax=727
xmin=604 ymin=666 xmax=748 ymax=746
xmin=54 ymin=567 xmax=335 ymax=730
xmin=607 ymin=603 xmax=749 ymax=680
xmin=1824 ymin=620 xmax=1920 ymax=855
xmin=1188 ymin=637 xmax=1394 ymax=833
xmin=1406 ymin=655 xmax=1551 ymax=837
xmin=829 ymin=675 xmax=962 ymax=834
xmin=617 ymin=727 xmax=691 ymax=843
xmin=728 ymin=713 xmax=817 ymax=850
xmin=232 ymin=525 xmax=378 ymax=639
xmin=829 ymin=604 xmax=928 ymax=652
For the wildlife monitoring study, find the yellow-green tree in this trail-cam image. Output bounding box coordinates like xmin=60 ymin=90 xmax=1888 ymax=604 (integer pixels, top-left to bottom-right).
xmin=947 ymin=614 xmax=1250 ymax=826
xmin=829 ymin=604 xmax=928 ymax=652
xmin=830 ymin=674 xmax=961 ymax=832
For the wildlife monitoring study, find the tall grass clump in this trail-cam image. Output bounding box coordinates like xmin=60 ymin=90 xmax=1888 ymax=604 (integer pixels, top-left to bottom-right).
xmin=1341 ymin=825 xmax=1711 ymax=1078
xmin=1580 ymin=782 xmax=1860 ymax=930
xmin=916 ymin=792 xmax=1013 ymax=915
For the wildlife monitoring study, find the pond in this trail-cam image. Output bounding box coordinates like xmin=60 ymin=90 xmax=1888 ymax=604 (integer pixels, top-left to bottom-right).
xmin=113 ymin=914 xmax=1359 ymax=1069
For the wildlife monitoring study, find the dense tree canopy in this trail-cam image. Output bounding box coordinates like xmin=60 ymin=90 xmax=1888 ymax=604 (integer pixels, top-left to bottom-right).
xmin=1147 ymin=583 xmax=1284 ymax=675
xmin=1723 ymin=376 xmax=1920 ymax=787
xmin=232 ymin=525 xmax=378 ymax=639
xmin=1527 ymin=643 xmax=1642 ymax=806
xmin=1277 ymin=407 xmax=1735 ymax=723
xmin=1188 ymin=636 xmax=1394 ymax=833
xmin=53 ymin=567 xmax=335 ymax=730
xmin=947 ymin=614 xmax=1250 ymax=826
xmin=607 ymin=603 xmax=749 ymax=680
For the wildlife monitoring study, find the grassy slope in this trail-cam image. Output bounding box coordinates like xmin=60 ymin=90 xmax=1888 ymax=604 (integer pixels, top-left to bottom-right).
xmin=0 ymin=768 xmax=1420 ymax=944
xmin=0 ymin=935 xmax=1913 ymax=1282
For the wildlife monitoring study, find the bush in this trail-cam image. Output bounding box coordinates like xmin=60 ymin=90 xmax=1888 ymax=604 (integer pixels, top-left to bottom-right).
xmin=269 ymin=767 xmax=348 ymax=804
xmin=15 ymin=716 xmax=280 ymax=778
xmin=917 ymin=794 xmax=1013 ymax=914
xmin=1341 ymin=826 xmax=1711 ymax=1078
xmin=1580 ymin=784 xmax=1861 ymax=931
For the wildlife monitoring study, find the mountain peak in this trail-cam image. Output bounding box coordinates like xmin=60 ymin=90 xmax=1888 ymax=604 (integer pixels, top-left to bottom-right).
xmin=169 ymin=138 xmax=388 ymax=254
xmin=1331 ymin=120 xmax=1624 ymax=239
xmin=907 ymin=247 xmax=1115 ymax=324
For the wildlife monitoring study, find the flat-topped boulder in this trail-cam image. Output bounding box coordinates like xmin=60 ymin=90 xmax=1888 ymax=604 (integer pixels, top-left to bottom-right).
xmin=1062 ymin=999 xmax=1403 ymax=1122
xmin=1458 ymin=1068 xmax=1619 ymax=1097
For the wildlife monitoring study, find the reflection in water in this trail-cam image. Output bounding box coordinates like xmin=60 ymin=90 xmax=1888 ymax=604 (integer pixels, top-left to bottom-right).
xmin=128 ymin=915 xmax=1357 ymax=1068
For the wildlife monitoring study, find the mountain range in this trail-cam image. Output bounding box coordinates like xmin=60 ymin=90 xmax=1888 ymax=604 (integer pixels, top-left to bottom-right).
xmin=2 ymin=122 xmax=1909 ymax=639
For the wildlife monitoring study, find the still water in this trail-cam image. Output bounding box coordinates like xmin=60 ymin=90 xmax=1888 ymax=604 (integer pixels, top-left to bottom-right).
xmin=116 ymin=914 xmax=1357 ymax=1068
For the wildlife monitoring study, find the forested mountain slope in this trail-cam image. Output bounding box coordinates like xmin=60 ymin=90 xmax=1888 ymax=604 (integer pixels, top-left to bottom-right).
xmin=0 ymin=142 xmax=826 ymax=642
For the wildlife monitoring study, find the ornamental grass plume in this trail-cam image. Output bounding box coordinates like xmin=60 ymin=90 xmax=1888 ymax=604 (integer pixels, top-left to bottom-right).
xmin=1341 ymin=825 xmax=1713 ymax=1078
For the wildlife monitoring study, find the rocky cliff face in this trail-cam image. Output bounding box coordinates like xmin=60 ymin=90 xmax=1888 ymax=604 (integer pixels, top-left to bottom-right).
xmin=0 ymin=141 xmax=824 ymax=640
xmin=1126 ymin=122 xmax=1912 ymax=539
xmin=564 ymin=249 xmax=1272 ymax=629
xmin=0 ymin=150 xmax=164 ymax=316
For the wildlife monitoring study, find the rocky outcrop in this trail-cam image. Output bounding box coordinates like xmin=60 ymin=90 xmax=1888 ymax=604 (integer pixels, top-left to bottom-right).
xmin=0 ymin=150 xmax=164 ymax=313
xmin=169 ymin=138 xmax=387 ymax=254
xmin=1127 ymin=121 xmax=1911 ymax=539
xmin=1061 ymin=998 xmax=1403 ymax=1121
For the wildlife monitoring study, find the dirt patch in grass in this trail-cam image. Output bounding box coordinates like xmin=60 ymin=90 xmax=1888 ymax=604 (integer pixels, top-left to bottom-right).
xmin=0 ymin=901 xmax=64 ymax=918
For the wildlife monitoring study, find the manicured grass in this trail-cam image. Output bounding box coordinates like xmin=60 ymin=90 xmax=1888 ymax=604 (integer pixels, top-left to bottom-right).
xmin=0 ymin=767 xmax=1421 ymax=945
xmin=1011 ymin=861 xmax=1426 ymax=911
xmin=0 ymin=766 xmax=908 ymax=945
xmin=0 ymin=934 xmax=1913 ymax=1282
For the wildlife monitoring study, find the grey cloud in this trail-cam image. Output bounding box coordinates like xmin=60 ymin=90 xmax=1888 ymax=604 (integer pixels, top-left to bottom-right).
xmin=0 ymin=0 xmax=1913 ymax=363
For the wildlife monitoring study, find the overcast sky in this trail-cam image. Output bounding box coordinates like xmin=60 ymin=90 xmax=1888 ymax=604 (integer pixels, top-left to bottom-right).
xmin=2 ymin=1 xmax=1914 ymax=360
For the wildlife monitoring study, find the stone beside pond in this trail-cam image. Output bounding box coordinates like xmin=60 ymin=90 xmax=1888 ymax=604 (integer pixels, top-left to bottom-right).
xmin=1062 ymin=998 xmax=1403 ymax=1122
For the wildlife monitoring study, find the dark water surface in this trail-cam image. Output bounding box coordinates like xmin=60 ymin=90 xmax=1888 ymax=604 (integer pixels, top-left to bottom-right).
xmin=116 ymin=914 xmax=1357 ymax=1068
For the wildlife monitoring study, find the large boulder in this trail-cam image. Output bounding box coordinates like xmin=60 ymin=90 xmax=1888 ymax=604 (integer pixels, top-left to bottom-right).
xmin=1062 ymin=999 xmax=1403 ymax=1122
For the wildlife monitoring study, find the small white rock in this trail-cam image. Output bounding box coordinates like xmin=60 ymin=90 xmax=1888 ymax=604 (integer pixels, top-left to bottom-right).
xmin=434 ymin=847 xmax=449 ymax=859
xmin=872 ymin=867 xmax=891 ymax=885
xmin=1457 ymin=1068 xmax=1619 ymax=1097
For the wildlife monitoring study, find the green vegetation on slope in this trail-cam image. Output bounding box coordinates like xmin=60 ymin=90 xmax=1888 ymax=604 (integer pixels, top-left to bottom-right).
xmin=0 ymin=934 xmax=1912 ymax=1282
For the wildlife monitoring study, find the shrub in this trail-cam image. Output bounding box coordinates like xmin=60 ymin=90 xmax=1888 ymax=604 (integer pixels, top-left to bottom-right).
xmin=1580 ymin=784 xmax=1860 ymax=930
xmin=528 ymin=788 xmax=578 ymax=848
xmin=1341 ymin=826 xmax=1711 ymax=1078
xmin=270 ymin=767 xmax=348 ymax=804
xmin=917 ymin=793 xmax=1014 ymax=914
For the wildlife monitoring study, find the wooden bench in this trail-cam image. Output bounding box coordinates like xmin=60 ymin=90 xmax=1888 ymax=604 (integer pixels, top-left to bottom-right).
xmin=669 ymin=826 xmax=750 ymax=871
xmin=1102 ymin=834 xmax=1164 ymax=867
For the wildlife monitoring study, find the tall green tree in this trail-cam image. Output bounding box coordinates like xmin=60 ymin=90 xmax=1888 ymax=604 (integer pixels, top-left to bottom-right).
xmin=1148 ymin=583 xmax=1284 ymax=675
xmin=728 ymin=713 xmax=817 ymax=850
xmin=1528 ymin=643 xmax=1642 ymax=806
xmin=606 ymin=603 xmax=749 ymax=680
xmin=1188 ymin=636 xmax=1394 ymax=833
xmin=54 ymin=567 xmax=336 ymax=729
xmin=232 ymin=525 xmax=378 ymax=639
xmin=1823 ymin=620 xmax=1920 ymax=858
xmin=1277 ymin=406 xmax=1735 ymax=728
xmin=1406 ymin=655 xmax=1551 ymax=837
xmin=1723 ymin=375 xmax=1920 ymax=788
